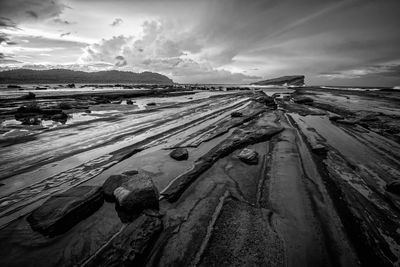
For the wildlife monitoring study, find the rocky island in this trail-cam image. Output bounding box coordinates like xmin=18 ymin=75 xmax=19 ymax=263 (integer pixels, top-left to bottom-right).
xmin=251 ymin=75 xmax=305 ymax=86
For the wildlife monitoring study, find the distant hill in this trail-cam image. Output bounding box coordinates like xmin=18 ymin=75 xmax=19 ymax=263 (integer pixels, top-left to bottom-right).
xmin=0 ymin=69 xmax=174 ymax=84
xmin=252 ymin=75 xmax=305 ymax=86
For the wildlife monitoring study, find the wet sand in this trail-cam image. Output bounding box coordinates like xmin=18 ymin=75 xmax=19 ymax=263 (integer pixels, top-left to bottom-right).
xmin=0 ymin=87 xmax=399 ymax=266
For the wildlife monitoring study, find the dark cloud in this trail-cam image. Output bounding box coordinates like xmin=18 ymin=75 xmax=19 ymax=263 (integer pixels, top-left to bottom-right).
xmin=0 ymin=0 xmax=66 ymax=24
xmin=0 ymin=16 xmax=17 ymax=28
xmin=110 ymin=18 xmax=123 ymax=27
xmin=115 ymin=55 xmax=127 ymax=67
xmin=53 ymin=18 xmax=73 ymax=25
xmin=0 ymin=52 xmax=22 ymax=64
xmin=60 ymin=32 xmax=71 ymax=38
xmin=26 ymin=10 xmax=38 ymax=19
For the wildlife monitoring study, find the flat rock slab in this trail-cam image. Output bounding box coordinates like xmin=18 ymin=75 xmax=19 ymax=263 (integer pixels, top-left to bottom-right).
xmin=114 ymin=173 xmax=159 ymax=213
xmin=170 ymin=148 xmax=189 ymax=161
xmin=27 ymin=186 xmax=104 ymax=236
xmin=85 ymin=214 xmax=162 ymax=267
xmin=238 ymin=148 xmax=259 ymax=165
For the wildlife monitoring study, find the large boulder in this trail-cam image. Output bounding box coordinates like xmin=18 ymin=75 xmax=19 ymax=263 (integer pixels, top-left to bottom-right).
xmin=170 ymin=148 xmax=189 ymax=161
xmin=27 ymin=186 xmax=104 ymax=236
xmin=238 ymin=148 xmax=259 ymax=165
xmin=113 ymin=172 xmax=159 ymax=213
xmin=102 ymin=170 xmax=139 ymax=201
xmin=386 ymin=181 xmax=400 ymax=195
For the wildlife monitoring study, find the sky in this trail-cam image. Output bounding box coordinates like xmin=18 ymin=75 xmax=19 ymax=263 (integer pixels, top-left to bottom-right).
xmin=0 ymin=0 xmax=399 ymax=86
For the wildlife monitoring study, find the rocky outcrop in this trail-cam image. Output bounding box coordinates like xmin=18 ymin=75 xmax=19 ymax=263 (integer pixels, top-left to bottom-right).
xmin=252 ymin=75 xmax=305 ymax=86
xmin=161 ymin=119 xmax=284 ymax=202
xmin=27 ymin=186 xmax=104 ymax=236
xmin=14 ymin=104 xmax=69 ymax=124
xmin=85 ymin=214 xmax=162 ymax=267
xmin=169 ymin=148 xmax=189 ymax=161
xmin=238 ymin=148 xmax=259 ymax=165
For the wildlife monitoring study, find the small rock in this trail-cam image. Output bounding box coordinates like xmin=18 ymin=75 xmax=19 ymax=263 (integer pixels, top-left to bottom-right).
xmin=328 ymin=115 xmax=344 ymax=121
xmin=238 ymin=148 xmax=259 ymax=165
xmin=170 ymin=148 xmax=189 ymax=161
xmin=147 ymin=102 xmax=156 ymax=106
xmin=27 ymin=186 xmax=104 ymax=236
xmin=126 ymin=99 xmax=133 ymax=105
xmin=84 ymin=109 xmax=91 ymax=113
xmin=113 ymin=173 xmax=159 ymax=213
xmin=231 ymin=111 xmax=243 ymax=117
xmin=386 ymin=181 xmax=400 ymax=195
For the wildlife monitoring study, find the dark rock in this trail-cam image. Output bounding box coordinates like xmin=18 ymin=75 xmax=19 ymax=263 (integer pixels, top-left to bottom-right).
xmin=328 ymin=114 xmax=344 ymax=121
xmin=35 ymin=87 xmax=47 ymax=90
xmin=16 ymin=103 xmax=41 ymax=114
xmin=67 ymin=83 xmax=75 ymax=88
xmin=114 ymin=173 xmax=159 ymax=213
xmin=84 ymin=109 xmax=91 ymax=113
xmin=293 ymin=96 xmax=314 ymax=104
xmin=231 ymin=111 xmax=243 ymax=117
xmin=85 ymin=214 xmax=162 ymax=267
xmin=21 ymin=92 xmax=36 ymax=100
xmin=7 ymin=84 xmax=21 ymax=89
xmin=41 ymin=108 xmax=63 ymax=115
xmin=238 ymin=148 xmax=259 ymax=165
xmin=27 ymin=186 xmax=104 ymax=236
xmin=386 ymin=181 xmax=400 ymax=195
xmin=336 ymin=119 xmax=357 ymax=125
xmin=20 ymin=116 xmax=41 ymax=125
xmin=51 ymin=112 xmax=68 ymax=122
xmin=147 ymin=102 xmax=156 ymax=106
xmin=126 ymin=99 xmax=133 ymax=105
xmin=311 ymin=144 xmax=328 ymax=157
xmin=102 ymin=171 xmax=138 ymax=201
xmin=58 ymin=102 xmax=73 ymax=109
xmin=170 ymin=148 xmax=189 ymax=161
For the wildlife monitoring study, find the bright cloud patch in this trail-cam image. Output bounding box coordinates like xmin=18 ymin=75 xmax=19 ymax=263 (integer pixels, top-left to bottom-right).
xmin=79 ymin=21 xmax=260 ymax=83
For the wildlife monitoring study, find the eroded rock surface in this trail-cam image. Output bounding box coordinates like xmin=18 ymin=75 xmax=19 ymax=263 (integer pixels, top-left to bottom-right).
xmin=27 ymin=186 xmax=104 ymax=236
xmin=85 ymin=214 xmax=162 ymax=267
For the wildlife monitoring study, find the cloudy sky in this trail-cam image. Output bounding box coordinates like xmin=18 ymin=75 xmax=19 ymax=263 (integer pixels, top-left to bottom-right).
xmin=0 ymin=0 xmax=399 ymax=86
